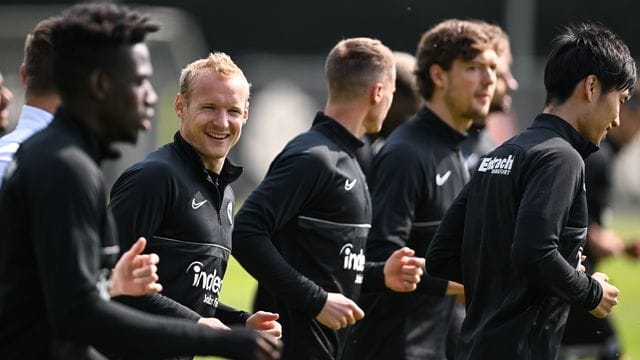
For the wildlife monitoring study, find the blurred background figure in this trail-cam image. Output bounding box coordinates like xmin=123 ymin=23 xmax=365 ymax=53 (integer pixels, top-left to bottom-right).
xmin=355 ymin=51 xmax=423 ymax=177
xmin=369 ymin=51 xmax=423 ymax=153
xmin=461 ymin=23 xmax=519 ymax=172
xmin=0 ymin=17 xmax=59 ymax=188
xmin=0 ymin=71 xmax=14 ymax=135
xmin=559 ymin=84 xmax=640 ymax=360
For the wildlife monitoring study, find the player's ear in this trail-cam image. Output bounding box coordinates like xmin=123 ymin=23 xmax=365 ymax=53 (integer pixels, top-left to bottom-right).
xmin=370 ymin=82 xmax=384 ymax=104
xmin=88 ymin=69 xmax=111 ymax=101
xmin=174 ymin=93 xmax=185 ymax=120
xmin=242 ymin=101 xmax=249 ymax=125
xmin=19 ymin=64 xmax=27 ymax=86
xmin=429 ymin=64 xmax=446 ymax=89
xmin=583 ymin=75 xmax=599 ymax=103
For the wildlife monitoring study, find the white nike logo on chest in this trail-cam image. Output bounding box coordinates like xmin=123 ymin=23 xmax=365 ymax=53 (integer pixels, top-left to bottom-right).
xmin=345 ymin=178 xmax=357 ymax=191
xmin=435 ymin=170 xmax=451 ymax=186
xmin=192 ymin=198 xmax=208 ymax=209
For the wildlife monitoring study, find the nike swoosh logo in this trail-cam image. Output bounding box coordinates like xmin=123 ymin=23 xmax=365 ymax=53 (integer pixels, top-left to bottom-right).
xmin=345 ymin=178 xmax=357 ymax=191
xmin=435 ymin=170 xmax=451 ymax=186
xmin=192 ymin=198 xmax=208 ymax=209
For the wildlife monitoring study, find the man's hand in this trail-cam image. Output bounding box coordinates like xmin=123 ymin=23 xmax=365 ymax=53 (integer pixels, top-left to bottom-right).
xmin=587 ymin=225 xmax=625 ymax=259
xmin=589 ymin=272 xmax=619 ymax=318
xmin=383 ymin=247 xmax=425 ymax=292
xmin=624 ymin=239 xmax=640 ymax=259
xmin=198 ymin=317 xmax=230 ymax=330
xmin=315 ymin=292 xmax=364 ymax=329
xmin=246 ymin=311 xmax=282 ymax=339
xmin=109 ymin=237 xmax=163 ymax=297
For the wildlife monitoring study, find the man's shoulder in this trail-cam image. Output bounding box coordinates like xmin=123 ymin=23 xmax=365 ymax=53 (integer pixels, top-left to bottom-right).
xmin=279 ymin=130 xmax=343 ymax=164
xmin=120 ymin=147 xmax=181 ymax=182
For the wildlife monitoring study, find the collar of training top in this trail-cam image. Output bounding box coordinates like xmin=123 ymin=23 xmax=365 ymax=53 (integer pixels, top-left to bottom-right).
xmin=52 ymin=106 xmax=120 ymax=163
xmin=312 ymin=111 xmax=365 ymax=158
xmin=172 ymin=131 xmax=243 ymax=184
xmin=531 ymin=114 xmax=598 ymax=159
xmin=417 ymin=106 xmax=467 ymax=149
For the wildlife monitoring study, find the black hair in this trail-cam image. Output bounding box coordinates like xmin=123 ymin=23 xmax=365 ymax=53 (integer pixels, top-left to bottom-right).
xmin=544 ymin=22 xmax=636 ymax=106
xmin=51 ymin=3 xmax=159 ymax=99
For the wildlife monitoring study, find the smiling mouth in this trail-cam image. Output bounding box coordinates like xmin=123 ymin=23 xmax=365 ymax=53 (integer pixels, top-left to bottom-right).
xmin=205 ymin=132 xmax=229 ymax=140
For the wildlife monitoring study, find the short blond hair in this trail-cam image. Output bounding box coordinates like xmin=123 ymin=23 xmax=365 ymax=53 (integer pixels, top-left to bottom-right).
xmin=179 ymin=52 xmax=250 ymax=102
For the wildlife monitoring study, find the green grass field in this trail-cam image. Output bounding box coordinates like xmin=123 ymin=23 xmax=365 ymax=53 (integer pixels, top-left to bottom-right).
xmin=198 ymin=212 xmax=640 ymax=360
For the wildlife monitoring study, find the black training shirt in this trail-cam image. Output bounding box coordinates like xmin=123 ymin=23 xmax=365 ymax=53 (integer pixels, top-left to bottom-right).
xmin=427 ymin=114 xmax=604 ymax=359
xmin=233 ymin=112 xmax=378 ymax=359
xmin=110 ymin=132 xmax=249 ymax=325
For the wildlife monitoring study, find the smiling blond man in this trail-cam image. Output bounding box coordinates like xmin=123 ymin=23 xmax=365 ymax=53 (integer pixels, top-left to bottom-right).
xmin=109 ymin=53 xmax=282 ymax=358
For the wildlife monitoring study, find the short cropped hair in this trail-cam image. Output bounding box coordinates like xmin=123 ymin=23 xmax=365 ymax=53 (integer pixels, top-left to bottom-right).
xmin=325 ymin=37 xmax=395 ymax=98
xmin=179 ymin=52 xmax=251 ymax=103
xmin=51 ymin=3 xmax=159 ymax=100
xmin=23 ymin=17 xmax=59 ymax=95
xmin=415 ymin=19 xmax=495 ymax=101
xmin=544 ymin=22 xmax=636 ymax=106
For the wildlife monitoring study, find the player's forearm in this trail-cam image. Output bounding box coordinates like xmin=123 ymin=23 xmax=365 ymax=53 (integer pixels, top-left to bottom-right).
xmin=513 ymin=247 xmax=602 ymax=310
xmin=54 ymin=292 xmax=260 ymax=357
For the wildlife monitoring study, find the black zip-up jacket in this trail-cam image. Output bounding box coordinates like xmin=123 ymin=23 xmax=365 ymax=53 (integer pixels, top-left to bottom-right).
xmin=233 ymin=113 xmax=385 ymax=360
xmin=426 ymin=114 xmax=604 ymax=360
xmin=343 ymin=106 xmax=469 ymax=360
xmin=109 ymin=132 xmax=250 ymax=326
xmin=0 ymin=107 xmax=267 ymax=359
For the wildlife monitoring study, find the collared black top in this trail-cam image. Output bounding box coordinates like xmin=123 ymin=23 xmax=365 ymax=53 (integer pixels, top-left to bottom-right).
xmin=0 ymin=107 xmax=263 ymax=359
xmin=233 ymin=112 xmax=378 ymax=359
xmin=110 ymin=131 xmax=249 ymax=325
xmin=427 ymin=114 xmax=603 ymax=360
xmin=343 ymin=106 xmax=470 ymax=360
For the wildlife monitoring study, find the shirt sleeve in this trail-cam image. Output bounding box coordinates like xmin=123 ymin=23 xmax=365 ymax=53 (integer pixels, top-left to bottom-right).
xmin=232 ymin=151 xmax=329 ymax=318
xmin=215 ymin=302 xmax=251 ymax=325
xmin=29 ymin=153 xmax=264 ymax=358
xmin=511 ymin=150 xmax=602 ymax=310
xmin=114 ymin=293 xmax=201 ymax=322
xmin=425 ymin=184 xmax=469 ymax=284
xmin=366 ymin=142 xmax=450 ymax=296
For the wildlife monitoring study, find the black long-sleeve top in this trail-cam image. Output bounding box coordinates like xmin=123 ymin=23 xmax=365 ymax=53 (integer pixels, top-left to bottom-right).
xmin=109 ymin=132 xmax=249 ymax=325
xmin=0 ymin=107 xmax=263 ymax=359
xmin=426 ymin=114 xmax=604 ymax=359
xmin=343 ymin=106 xmax=470 ymax=360
xmin=233 ymin=113 xmax=384 ymax=359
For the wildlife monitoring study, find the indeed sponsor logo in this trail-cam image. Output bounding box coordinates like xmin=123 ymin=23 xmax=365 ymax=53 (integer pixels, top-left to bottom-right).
xmin=186 ymin=261 xmax=222 ymax=307
xmin=477 ymin=155 xmax=514 ymax=175
xmin=339 ymin=244 xmax=365 ymax=272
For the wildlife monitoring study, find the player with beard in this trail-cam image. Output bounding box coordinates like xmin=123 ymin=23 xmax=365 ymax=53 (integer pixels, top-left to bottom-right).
xmin=427 ymin=22 xmax=633 ymax=359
